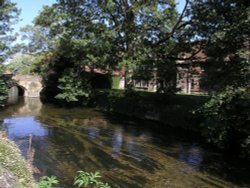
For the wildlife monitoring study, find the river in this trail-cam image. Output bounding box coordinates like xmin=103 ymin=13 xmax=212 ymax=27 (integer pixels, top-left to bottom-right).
xmin=0 ymin=97 xmax=249 ymax=188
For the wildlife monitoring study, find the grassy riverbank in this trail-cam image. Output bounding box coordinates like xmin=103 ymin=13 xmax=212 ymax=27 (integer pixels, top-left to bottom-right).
xmin=0 ymin=132 xmax=35 ymax=188
xmin=91 ymin=89 xmax=209 ymax=132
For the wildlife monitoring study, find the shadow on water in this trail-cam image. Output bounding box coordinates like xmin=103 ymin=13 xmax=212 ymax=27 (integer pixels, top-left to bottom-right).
xmin=0 ymin=97 xmax=250 ymax=188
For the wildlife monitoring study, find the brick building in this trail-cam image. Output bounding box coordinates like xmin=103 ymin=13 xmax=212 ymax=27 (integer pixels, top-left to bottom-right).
xmin=131 ymin=49 xmax=207 ymax=93
xmin=175 ymin=49 xmax=206 ymax=93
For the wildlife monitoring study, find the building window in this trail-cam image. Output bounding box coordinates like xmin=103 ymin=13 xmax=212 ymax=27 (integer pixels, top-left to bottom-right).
xmin=134 ymin=79 xmax=149 ymax=89
xmin=141 ymin=80 xmax=149 ymax=88
xmin=191 ymin=79 xmax=199 ymax=89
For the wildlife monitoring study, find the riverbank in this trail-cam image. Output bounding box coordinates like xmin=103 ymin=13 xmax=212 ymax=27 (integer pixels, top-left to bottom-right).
xmin=91 ymin=89 xmax=209 ymax=132
xmin=0 ymin=132 xmax=35 ymax=188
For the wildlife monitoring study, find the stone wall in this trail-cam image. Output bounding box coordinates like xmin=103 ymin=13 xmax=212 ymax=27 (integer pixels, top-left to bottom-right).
xmin=12 ymin=75 xmax=43 ymax=97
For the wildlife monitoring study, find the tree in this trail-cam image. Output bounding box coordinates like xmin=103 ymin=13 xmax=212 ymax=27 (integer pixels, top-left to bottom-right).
xmin=56 ymin=0 xmax=180 ymax=88
xmin=31 ymin=0 xmax=192 ymax=102
xmin=0 ymin=0 xmax=19 ymax=107
xmin=187 ymin=0 xmax=250 ymax=155
xmin=0 ymin=0 xmax=19 ymax=61
xmin=185 ymin=0 xmax=250 ymax=90
xmin=5 ymin=53 xmax=44 ymax=75
xmin=20 ymin=25 xmax=54 ymax=54
xmin=0 ymin=65 xmax=8 ymax=107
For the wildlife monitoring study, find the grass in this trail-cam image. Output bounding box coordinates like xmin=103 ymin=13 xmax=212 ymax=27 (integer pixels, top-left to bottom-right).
xmin=0 ymin=132 xmax=35 ymax=188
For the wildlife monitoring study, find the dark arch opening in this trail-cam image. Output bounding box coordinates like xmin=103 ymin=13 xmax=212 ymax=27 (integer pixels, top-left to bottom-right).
xmin=17 ymin=85 xmax=25 ymax=96
xmin=40 ymin=86 xmax=60 ymax=103
xmin=91 ymin=73 xmax=112 ymax=89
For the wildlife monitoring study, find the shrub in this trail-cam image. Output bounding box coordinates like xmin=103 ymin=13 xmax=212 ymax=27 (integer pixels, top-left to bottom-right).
xmin=199 ymin=86 xmax=250 ymax=156
xmin=0 ymin=67 xmax=8 ymax=107
xmin=55 ymin=69 xmax=91 ymax=103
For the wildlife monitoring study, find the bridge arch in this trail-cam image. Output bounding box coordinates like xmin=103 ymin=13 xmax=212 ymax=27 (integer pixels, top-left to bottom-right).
xmin=16 ymin=85 xmax=26 ymax=96
xmin=12 ymin=75 xmax=43 ymax=98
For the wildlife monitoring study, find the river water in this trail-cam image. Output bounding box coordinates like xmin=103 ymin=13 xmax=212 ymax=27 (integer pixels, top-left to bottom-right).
xmin=0 ymin=97 xmax=249 ymax=188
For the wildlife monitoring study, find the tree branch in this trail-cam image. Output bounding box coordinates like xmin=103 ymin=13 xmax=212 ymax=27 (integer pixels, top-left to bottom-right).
xmin=154 ymin=0 xmax=190 ymax=46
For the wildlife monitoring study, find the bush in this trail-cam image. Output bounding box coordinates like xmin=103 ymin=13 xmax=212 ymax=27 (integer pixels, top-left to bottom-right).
xmin=0 ymin=67 xmax=8 ymax=107
xmin=91 ymin=89 xmax=208 ymax=130
xmin=55 ymin=69 xmax=91 ymax=104
xmin=199 ymin=86 xmax=250 ymax=156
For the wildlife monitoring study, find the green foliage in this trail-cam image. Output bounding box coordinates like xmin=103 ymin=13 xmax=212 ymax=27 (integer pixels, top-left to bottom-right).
xmin=200 ymin=49 xmax=250 ymax=92
xmin=92 ymin=89 xmax=208 ymax=131
xmin=19 ymin=4 xmax=63 ymax=54
xmin=187 ymin=0 xmax=250 ymax=91
xmin=55 ymin=69 xmax=91 ymax=103
xmin=0 ymin=80 xmax=8 ymax=107
xmin=184 ymin=0 xmax=250 ymax=157
xmin=30 ymin=0 xmax=184 ymax=94
xmin=0 ymin=66 xmax=8 ymax=107
xmin=0 ymin=0 xmax=19 ymax=62
xmin=38 ymin=176 xmax=59 ymax=188
xmin=0 ymin=0 xmax=19 ymax=108
xmin=198 ymin=87 xmax=250 ymax=154
xmin=36 ymin=171 xmax=110 ymax=188
xmin=34 ymin=4 xmax=67 ymax=39
xmin=6 ymin=54 xmax=39 ymax=75
xmin=74 ymin=171 xmax=110 ymax=188
xmin=20 ymin=25 xmax=54 ymax=54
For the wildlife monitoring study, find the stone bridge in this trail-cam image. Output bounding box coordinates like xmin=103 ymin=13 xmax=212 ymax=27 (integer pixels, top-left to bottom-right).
xmin=11 ymin=75 xmax=43 ymax=98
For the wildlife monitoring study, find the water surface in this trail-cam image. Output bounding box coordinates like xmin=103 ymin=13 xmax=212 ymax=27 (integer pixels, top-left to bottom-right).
xmin=0 ymin=98 xmax=249 ymax=188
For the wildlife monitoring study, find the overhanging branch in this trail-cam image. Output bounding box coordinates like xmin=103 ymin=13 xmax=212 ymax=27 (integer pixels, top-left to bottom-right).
xmin=154 ymin=0 xmax=190 ymax=46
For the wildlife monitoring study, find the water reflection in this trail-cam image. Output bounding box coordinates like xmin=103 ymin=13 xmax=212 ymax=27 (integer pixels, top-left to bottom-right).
xmin=112 ymin=127 xmax=123 ymax=157
xmin=7 ymin=86 xmax=19 ymax=104
xmin=0 ymin=98 xmax=249 ymax=188
xmin=4 ymin=97 xmax=42 ymax=117
xmin=3 ymin=117 xmax=48 ymax=139
xmin=178 ymin=144 xmax=203 ymax=170
xmin=127 ymin=137 xmax=145 ymax=161
xmin=86 ymin=127 xmax=100 ymax=139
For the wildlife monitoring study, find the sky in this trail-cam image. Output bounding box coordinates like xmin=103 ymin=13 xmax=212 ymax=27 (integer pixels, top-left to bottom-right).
xmin=12 ymin=0 xmax=185 ymax=42
xmin=12 ymin=0 xmax=56 ymax=42
xmin=12 ymin=0 xmax=56 ymax=31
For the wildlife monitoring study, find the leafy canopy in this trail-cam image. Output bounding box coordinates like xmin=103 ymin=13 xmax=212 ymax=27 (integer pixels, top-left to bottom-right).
xmin=189 ymin=0 xmax=250 ymax=155
xmin=0 ymin=0 xmax=19 ymax=107
xmin=28 ymin=0 xmax=188 ymax=101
